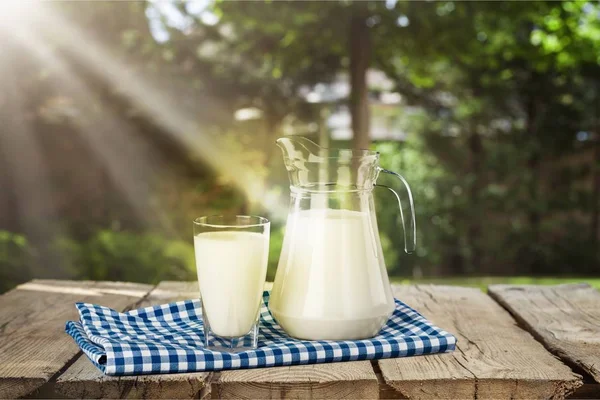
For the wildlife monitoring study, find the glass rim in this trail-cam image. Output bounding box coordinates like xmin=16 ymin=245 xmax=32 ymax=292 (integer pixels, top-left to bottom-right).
xmin=193 ymin=215 xmax=270 ymax=229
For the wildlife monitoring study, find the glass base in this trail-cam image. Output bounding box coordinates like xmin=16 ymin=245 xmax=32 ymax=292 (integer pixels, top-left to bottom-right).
xmin=202 ymin=315 xmax=259 ymax=352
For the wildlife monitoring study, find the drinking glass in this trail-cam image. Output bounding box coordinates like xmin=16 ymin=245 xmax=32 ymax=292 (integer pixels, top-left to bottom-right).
xmin=193 ymin=215 xmax=270 ymax=352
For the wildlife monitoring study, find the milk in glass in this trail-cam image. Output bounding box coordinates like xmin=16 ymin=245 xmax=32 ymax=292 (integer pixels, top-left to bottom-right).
xmin=194 ymin=231 xmax=268 ymax=337
xmin=269 ymin=209 xmax=395 ymax=340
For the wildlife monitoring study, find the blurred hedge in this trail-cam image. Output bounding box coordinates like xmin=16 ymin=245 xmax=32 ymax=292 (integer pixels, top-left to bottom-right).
xmin=0 ymin=229 xmax=197 ymax=293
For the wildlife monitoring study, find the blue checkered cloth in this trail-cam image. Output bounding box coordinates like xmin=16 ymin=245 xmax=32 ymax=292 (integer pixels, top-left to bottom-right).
xmin=66 ymin=291 xmax=456 ymax=375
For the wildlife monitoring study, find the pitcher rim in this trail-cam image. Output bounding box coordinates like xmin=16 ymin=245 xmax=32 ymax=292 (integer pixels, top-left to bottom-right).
xmin=276 ymin=137 xmax=380 ymax=161
xmin=290 ymin=185 xmax=375 ymax=194
xmin=280 ymin=150 xmax=380 ymax=162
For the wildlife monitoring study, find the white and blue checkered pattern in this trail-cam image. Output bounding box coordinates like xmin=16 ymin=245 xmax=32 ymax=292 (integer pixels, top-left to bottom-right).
xmin=66 ymin=291 xmax=456 ymax=375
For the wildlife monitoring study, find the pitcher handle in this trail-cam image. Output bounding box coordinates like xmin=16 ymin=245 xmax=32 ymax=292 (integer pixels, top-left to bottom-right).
xmin=376 ymin=168 xmax=416 ymax=254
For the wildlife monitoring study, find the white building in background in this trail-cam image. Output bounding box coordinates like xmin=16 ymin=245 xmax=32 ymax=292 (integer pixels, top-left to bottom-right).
xmin=299 ymin=70 xmax=411 ymax=141
xmin=326 ymin=104 xmax=409 ymax=142
xmin=235 ymin=69 xmax=420 ymax=142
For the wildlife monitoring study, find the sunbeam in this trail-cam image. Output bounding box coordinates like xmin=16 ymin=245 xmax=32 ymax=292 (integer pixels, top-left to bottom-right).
xmin=32 ymin=4 xmax=288 ymax=220
xmin=2 ymin=8 xmax=177 ymax=236
xmin=0 ymin=0 xmax=34 ymax=24
xmin=0 ymin=33 xmax=71 ymax=277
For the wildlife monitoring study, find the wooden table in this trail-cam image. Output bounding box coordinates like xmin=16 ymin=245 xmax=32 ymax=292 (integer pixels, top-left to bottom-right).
xmin=1 ymin=280 xmax=599 ymax=399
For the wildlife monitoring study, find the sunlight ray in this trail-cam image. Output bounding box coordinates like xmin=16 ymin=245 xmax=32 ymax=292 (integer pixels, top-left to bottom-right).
xmin=5 ymin=17 xmax=177 ymax=235
xmin=0 ymin=37 xmax=71 ymax=277
xmin=37 ymin=5 xmax=288 ymax=220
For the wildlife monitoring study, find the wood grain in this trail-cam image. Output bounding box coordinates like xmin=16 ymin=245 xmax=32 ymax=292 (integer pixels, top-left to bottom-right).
xmin=53 ymin=281 xmax=210 ymax=399
xmin=8 ymin=281 xmax=590 ymax=399
xmin=489 ymin=284 xmax=600 ymax=384
xmin=212 ymin=362 xmax=379 ymax=399
xmin=0 ymin=279 xmax=152 ymax=399
xmin=378 ymin=285 xmax=583 ymax=399
xmin=211 ymin=280 xmax=378 ymax=399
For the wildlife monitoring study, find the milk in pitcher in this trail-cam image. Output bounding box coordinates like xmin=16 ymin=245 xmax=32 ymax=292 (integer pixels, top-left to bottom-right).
xmin=269 ymin=209 xmax=395 ymax=340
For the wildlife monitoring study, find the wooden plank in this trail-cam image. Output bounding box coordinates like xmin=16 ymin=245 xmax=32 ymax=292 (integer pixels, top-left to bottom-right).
xmin=212 ymin=281 xmax=378 ymax=399
xmin=489 ymin=284 xmax=600 ymax=385
xmin=378 ymin=285 xmax=583 ymax=399
xmin=0 ymin=279 xmax=152 ymax=399
xmin=212 ymin=362 xmax=379 ymax=399
xmin=53 ymin=281 xmax=210 ymax=399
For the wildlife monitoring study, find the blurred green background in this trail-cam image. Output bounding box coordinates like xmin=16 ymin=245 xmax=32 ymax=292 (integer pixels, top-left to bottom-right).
xmin=1 ymin=1 xmax=600 ymax=293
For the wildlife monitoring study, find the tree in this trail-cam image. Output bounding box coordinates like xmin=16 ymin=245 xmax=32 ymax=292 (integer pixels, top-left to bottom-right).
xmin=375 ymin=1 xmax=600 ymax=274
xmin=182 ymin=1 xmax=411 ymax=150
xmin=349 ymin=3 xmax=372 ymax=151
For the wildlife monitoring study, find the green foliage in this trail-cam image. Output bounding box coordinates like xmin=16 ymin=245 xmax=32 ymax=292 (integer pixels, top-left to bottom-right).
xmin=367 ymin=0 xmax=600 ymax=277
xmin=3 ymin=0 xmax=600 ymax=293
xmin=375 ymin=136 xmax=600 ymax=277
xmin=267 ymin=225 xmax=285 ymax=281
xmin=375 ymin=136 xmax=455 ymax=276
xmin=391 ymin=276 xmax=600 ymax=291
xmin=60 ymin=230 xmax=196 ymax=283
xmin=530 ymin=1 xmax=600 ymax=69
xmin=0 ymin=231 xmax=33 ymax=293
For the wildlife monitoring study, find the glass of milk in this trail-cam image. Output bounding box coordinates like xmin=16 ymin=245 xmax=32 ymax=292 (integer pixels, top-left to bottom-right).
xmin=193 ymin=215 xmax=270 ymax=352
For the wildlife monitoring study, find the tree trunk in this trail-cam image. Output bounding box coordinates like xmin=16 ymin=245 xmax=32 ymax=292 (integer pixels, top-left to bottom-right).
xmin=525 ymin=92 xmax=542 ymax=273
xmin=318 ymin=106 xmax=330 ymax=186
xmin=591 ymin=84 xmax=600 ymax=267
xmin=263 ymin=111 xmax=282 ymax=163
xmin=467 ymin=128 xmax=484 ymax=273
xmin=349 ymin=10 xmax=371 ymax=151
xmin=591 ymin=136 xmax=599 ymax=252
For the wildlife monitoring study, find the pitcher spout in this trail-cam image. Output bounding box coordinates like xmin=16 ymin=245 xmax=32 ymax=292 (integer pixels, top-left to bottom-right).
xmin=276 ymin=136 xmax=380 ymax=190
xmin=276 ymin=136 xmax=324 ymax=164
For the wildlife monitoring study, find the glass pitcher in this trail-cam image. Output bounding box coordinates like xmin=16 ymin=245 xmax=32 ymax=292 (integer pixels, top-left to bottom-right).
xmin=269 ymin=136 xmax=416 ymax=340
